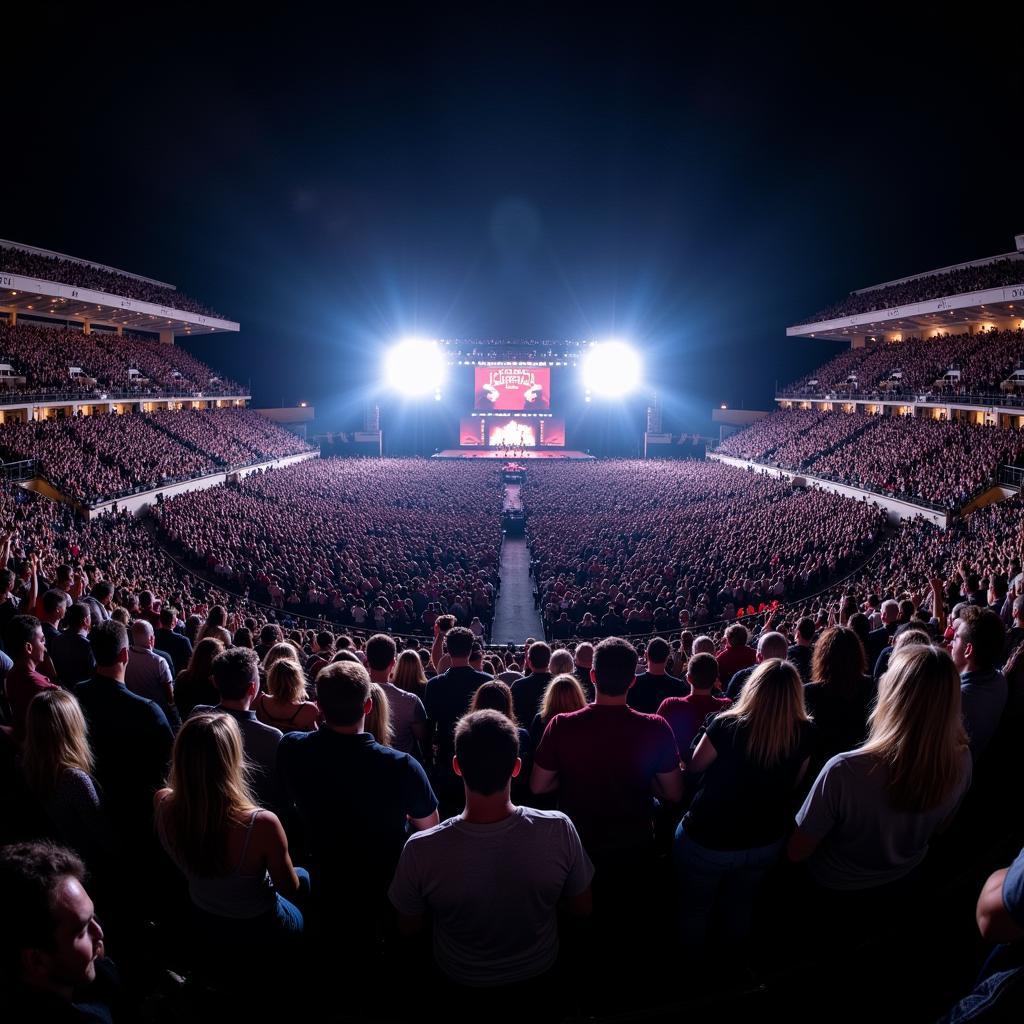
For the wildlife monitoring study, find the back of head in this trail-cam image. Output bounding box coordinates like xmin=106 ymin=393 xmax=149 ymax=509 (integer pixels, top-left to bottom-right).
xmin=720 ymin=658 xmax=807 ymax=767
xmin=259 ymin=623 xmax=283 ymax=647
xmin=692 ymin=635 xmax=715 ymax=656
xmin=211 ymin=647 xmax=259 ymax=701
xmin=527 ymin=641 xmax=551 ymax=672
xmin=65 ymin=603 xmax=90 ymax=633
xmin=23 ymin=689 xmax=92 ymax=799
xmin=159 ymin=606 xmax=177 ymax=629
xmin=267 ymin=658 xmax=306 ymax=703
xmin=796 ymin=616 xmax=816 ymax=644
xmin=811 ymin=626 xmax=866 ymax=690
xmin=454 ymin=709 xmax=520 ymax=796
xmin=574 ymin=642 xmax=594 ymax=668
xmin=686 ymin=652 xmax=719 ymax=692
xmin=42 ymin=589 xmax=67 ymax=619
xmin=725 ymin=623 xmax=749 ymax=649
xmin=646 ymin=637 xmax=670 ymax=666
xmin=5 ymin=614 xmax=40 ymax=660
xmin=548 ymin=649 xmax=574 ymax=676
xmin=365 ymin=633 xmax=397 ymax=672
xmin=756 ymin=631 xmax=788 ymax=661
xmin=316 ymin=660 xmax=373 ymax=726
xmin=865 ymin=645 xmax=967 ymax=813
xmin=959 ymin=606 xmax=1005 ymax=672
xmin=0 ymin=841 xmax=86 ymax=978
xmin=316 ymin=630 xmax=335 ymax=652
xmin=90 ymin=619 xmax=129 ymax=668
xmin=187 ymin=637 xmax=225 ymax=678
xmin=541 ymin=674 xmax=588 ymax=720
xmin=592 ymin=637 xmax=638 ymax=697
xmin=130 ymin=618 xmax=154 ymax=647
xmin=470 ymin=680 xmax=516 ymax=724
xmin=445 ymin=626 xmax=474 ymax=660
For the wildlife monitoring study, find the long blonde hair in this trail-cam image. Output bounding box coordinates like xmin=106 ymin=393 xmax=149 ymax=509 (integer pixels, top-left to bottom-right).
xmin=392 ymin=649 xmax=427 ymax=696
xmin=860 ymin=644 xmax=968 ymax=813
xmin=262 ymin=641 xmax=301 ymax=677
xmin=539 ymin=673 xmax=588 ymax=723
xmin=22 ymin=690 xmax=94 ymax=799
xmin=267 ymin=658 xmax=308 ymax=704
xmin=366 ymin=682 xmax=394 ymax=746
xmin=158 ymin=713 xmax=259 ymax=875
xmin=715 ymin=658 xmax=809 ymax=768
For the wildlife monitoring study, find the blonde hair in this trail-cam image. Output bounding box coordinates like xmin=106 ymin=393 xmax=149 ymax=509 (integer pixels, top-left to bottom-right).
xmin=366 ymin=682 xmax=394 ymax=746
xmin=22 ymin=690 xmax=94 ymax=799
xmin=539 ymin=673 xmax=587 ymax=723
xmin=548 ymin=650 xmax=575 ymax=676
xmin=262 ymin=641 xmax=301 ymax=676
xmin=392 ymin=649 xmax=427 ymax=696
xmin=158 ymin=713 xmax=259 ymax=875
xmin=716 ymin=659 xmax=809 ymax=768
xmin=860 ymin=645 xmax=968 ymax=813
xmin=267 ymin=658 xmax=307 ymax=704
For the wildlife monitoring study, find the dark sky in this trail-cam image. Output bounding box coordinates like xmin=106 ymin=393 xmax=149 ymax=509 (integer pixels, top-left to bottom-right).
xmin=5 ymin=9 xmax=1023 ymax=433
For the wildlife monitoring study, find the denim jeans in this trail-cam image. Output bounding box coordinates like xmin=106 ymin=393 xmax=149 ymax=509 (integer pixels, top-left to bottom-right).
xmin=673 ymin=823 xmax=783 ymax=950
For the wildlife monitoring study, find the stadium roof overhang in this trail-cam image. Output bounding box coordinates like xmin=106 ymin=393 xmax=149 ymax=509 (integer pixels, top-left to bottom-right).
xmin=786 ymin=282 xmax=1024 ymax=342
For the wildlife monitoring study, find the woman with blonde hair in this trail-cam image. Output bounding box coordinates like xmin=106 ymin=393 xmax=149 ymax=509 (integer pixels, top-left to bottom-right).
xmin=155 ymin=713 xmax=307 ymax=953
xmin=365 ymin=682 xmax=394 ymax=747
xmin=529 ymin=673 xmax=588 ymax=750
xmin=196 ymin=605 xmax=232 ymax=646
xmin=674 ymin=658 xmax=815 ymax=952
xmin=789 ymin=644 xmax=971 ymax=892
xmin=22 ymin=689 xmax=113 ymax=869
xmin=391 ymin=648 xmax=428 ymax=699
xmin=173 ymin=637 xmax=224 ymax=719
xmin=261 ymin=641 xmax=302 ymax=680
xmin=254 ymin=658 xmax=319 ymax=733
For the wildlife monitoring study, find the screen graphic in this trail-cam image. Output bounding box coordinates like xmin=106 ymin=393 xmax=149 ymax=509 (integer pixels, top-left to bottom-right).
xmin=474 ymin=365 xmax=551 ymax=410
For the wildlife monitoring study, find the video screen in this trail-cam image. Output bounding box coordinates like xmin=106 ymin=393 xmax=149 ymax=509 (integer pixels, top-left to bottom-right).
xmin=485 ymin=417 xmax=566 ymax=448
xmin=474 ymin=365 xmax=551 ymax=410
xmin=459 ymin=417 xmax=485 ymax=446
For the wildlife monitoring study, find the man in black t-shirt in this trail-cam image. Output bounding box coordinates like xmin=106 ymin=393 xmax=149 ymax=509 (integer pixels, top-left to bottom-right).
xmin=627 ymin=637 xmax=686 ymax=714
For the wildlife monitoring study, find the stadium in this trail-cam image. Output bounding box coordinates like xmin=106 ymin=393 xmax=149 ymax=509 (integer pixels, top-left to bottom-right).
xmin=2 ymin=15 xmax=1023 ymax=1024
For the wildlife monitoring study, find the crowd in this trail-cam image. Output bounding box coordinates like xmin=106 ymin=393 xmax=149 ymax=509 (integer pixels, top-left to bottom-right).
xmin=799 ymin=256 xmax=1024 ymax=324
xmin=0 ymin=410 xmax=313 ymax=505
xmin=0 ymin=248 xmax=226 ymax=318
xmin=0 ymin=322 xmax=245 ymax=396
xmin=785 ymin=329 xmax=1024 ymax=399
xmin=153 ymin=458 xmax=502 ymax=633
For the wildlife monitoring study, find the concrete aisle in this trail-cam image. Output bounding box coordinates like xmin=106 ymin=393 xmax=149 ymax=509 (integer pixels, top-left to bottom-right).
xmin=491 ymin=536 xmax=544 ymax=645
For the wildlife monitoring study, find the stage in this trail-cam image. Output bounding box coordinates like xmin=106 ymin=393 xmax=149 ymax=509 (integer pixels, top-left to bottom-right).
xmin=432 ymin=449 xmax=595 ymax=460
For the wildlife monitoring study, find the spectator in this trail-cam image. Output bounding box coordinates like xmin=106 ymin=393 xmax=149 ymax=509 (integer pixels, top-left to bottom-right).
xmin=657 ymin=652 xmax=731 ymax=766
xmin=173 ymin=637 xmax=223 ymax=720
xmin=510 ymin=641 xmax=553 ymax=726
xmin=628 ymin=636 xmax=686 ymax=715
xmin=725 ymin=631 xmax=789 ymax=701
xmin=4 ymin=614 xmax=58 ymax=742
xmin=366 ymin=634 xmax=426 ymax=758
xmin=48 ymin=604 xmax=95 ymax=690
xmin=952 ymin=606 xmax=1008 ymax=757
xmin=125 ymin=619 xmax=180 ymax=733
xmin=253 ymin=658 xmax=320 ymax=734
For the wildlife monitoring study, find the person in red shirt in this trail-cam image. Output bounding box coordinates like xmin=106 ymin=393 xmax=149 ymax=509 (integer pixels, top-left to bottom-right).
xmin=4 ymin=614 xmax=58 ymax=742
xmin=657 ymin=653 xmax=731 ymax=765
xmin=716 ymin=623 xmax=757 ymax=681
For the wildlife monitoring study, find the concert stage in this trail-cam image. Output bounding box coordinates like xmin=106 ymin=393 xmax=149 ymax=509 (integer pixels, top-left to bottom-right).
xmin=432 ymin=449 xmax=595 ymax=460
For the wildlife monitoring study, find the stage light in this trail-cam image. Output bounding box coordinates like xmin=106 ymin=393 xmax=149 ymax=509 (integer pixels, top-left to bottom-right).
xmin=582 ymin=341 xmax=641 ymax=397
xmin=384 ymin=337 xmax=446 ymax=396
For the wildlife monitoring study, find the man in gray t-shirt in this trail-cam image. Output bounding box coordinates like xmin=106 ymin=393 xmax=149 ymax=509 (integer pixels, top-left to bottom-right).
xmin=389 ymin=710 xmax=593 ymax=987
xmin=365 ymin=634 xmax=428 ymax=757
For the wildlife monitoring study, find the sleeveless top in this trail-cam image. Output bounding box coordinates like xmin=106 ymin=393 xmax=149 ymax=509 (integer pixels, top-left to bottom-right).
xmin=255 ymin=693 xmax=316 ymax=733
xmin=158 ymin=808 xmax=277 ymax=919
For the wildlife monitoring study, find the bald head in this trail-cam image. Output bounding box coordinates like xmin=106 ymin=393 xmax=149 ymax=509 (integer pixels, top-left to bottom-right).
xmin=756 ymin=631 xmax=788 ymax=661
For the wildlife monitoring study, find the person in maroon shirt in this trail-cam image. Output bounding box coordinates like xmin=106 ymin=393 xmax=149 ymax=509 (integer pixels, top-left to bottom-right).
xmin=4 ymin=615 xmax=58 ymax=742
xmin=657 ymin=653 xmax=731 ymax=765
xmin=530 ymin=637 xmax=683 ymax=859
xmin=716 ymin=623 xmax=757 ymax=681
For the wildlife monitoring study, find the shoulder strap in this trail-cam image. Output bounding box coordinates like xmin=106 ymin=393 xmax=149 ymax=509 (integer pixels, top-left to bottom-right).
xmin=236 ymin=809 xmax=261 ymax=872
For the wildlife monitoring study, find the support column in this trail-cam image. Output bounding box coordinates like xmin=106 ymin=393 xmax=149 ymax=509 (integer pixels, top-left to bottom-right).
xmin=159 ymin=330 xmax=175 ymax=345
xmin=82 ymin=321 xmax=91 ymax=335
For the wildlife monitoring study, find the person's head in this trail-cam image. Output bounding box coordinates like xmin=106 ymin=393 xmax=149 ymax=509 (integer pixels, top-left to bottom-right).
xmin=951 ymin=606 xmax=1005 ymax=673
xmin=880 ymin=599 xmax=900 ymax=626
xmin=365 ymin=633 xmax=397 ymax=675
xmin=898 ymin=599 xmax=916 ymax=623
xmin=159 ymin=606 xmax=178 ymax=629
xmin=469 ymin=680 xmax=518 ymax=726
xmin=717 ymin=659 xmax=809 ymax=768
xmin=755 ymin=631 xmax=788 ymax=662
xmin=686 ymin=652 xmax=719 ymax=693
xmin=232 ymin=627 xmax=253 ymax=649
xmin=40 ymin=590 xmax=68 ymax=626
xmin=161 ymin=713 xmax=257 ymax=874
xmin=0 ymin=841 xmax=103 ymax=994
xmin=313 ymin=630 xmax=335 ymax=654
xmin=185 ymin=637 xmax=224 ymax=680
xmin=89 ymin=620 xmax=129 ymax=670
xmin=259 ymin=623 xmax=283 ymax=649
xmin=646 ymin=637 xmax=670 ymax=667
xmin=6 ymin=614 xmax=46 ymax=666
xmin=392 ymin=649 xmax=428 ymax=693
xmin=0 ymin=568 xmax=14 ymax=595
xmin=365 ymin=682 xmax=394 ymax=746
xmin=811 ymin=626 xmax=867 ymax=691
xmin=262 ymin=641 xmax=301 ymax=675
xmin=863 ymin=645 xmax=968 ymax=813
xmin=206 ymin=605 xmax=227 ymax=628
xmin=548 ymin=649 xmax=574 ymax=677
xmin=22 ymin=690 xmax=94 ymax=800
xmin=316 ymin=660 xmax=373 ymax=727
xmin=892 ymin=625 xmax=931 ymax=653
xmin=211 ymin=647 xmax=260 ymax=702
xmin=63 ymin=603 xmax=90 ymax=636
xmin=453 ymin=710 xmax=520 ymax=797
xmin=574 ymin=642 xmax=594 ymax=669
xmin=527 ymin=641 xmax=551 ymax=673
xmin=130 ymin=618 xmax=155 ymax=649
xmin=692 ymin=635 xmax=715 ymax=656
xmin=266 ymin=658 xmax=308 ymax=704
xmin=795 ymin=616 xmax=816 ymax=646
xmin=592 ymin=637 xmax=638 ymax=697
xmin=847 ymin=612 xmax=871 ymax=649
xmin=540 ymin=673 xmax=588 ymax=721
xmin=724 ymin=623 xmax=749 ymax=649
xmin=91 ymin=581 xmax=114 ymax=608
xmin=445 ymin=626 xmax=474 ymax=661
xmin=469 ymin=642 xmax=485 ymax=669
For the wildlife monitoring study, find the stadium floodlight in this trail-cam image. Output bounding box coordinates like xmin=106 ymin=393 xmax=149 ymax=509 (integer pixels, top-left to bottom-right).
xmin=582 ymin=341 xmax=642 ymax=397
xmin=384 ymin=337 xmax=447 ymax=396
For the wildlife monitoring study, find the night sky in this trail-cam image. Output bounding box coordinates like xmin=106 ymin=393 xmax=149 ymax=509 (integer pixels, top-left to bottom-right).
xmin=5 ymin=10 xmax=1022 ymax=434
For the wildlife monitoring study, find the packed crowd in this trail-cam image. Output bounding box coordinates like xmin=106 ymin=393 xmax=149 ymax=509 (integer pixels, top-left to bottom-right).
xmin=2 ymin=461 xmax=1023 ymax=1017
xmin=0 ymin=322 xmax=245 ymax=396
xmin=785 ymin=329 xmax=1024 ymax=398
xmin=0 ymin=410 xmax=313 ymax=505
xmin=153 ymin=459 xmax=502 ymax=633
xmin=0 ymin=248 xmax=226 ymax=318
xmin=799 ymin=256 xmax=1024 ymax=324
xmin=522 ymin=460 xmax=887 ymax=636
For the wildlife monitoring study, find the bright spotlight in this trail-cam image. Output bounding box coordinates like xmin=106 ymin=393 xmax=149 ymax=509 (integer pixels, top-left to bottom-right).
xmin=582 ymin=341 xmax=641 ymax=397
xmin=384 ymin=338 xmax=446 ymax=396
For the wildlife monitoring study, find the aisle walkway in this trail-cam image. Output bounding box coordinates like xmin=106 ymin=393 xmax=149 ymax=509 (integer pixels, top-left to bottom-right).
xmin=491 ymin=537 xmax=544 ymax=644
